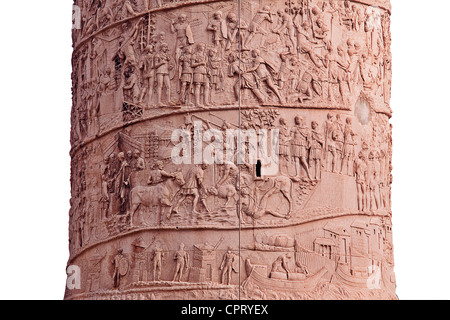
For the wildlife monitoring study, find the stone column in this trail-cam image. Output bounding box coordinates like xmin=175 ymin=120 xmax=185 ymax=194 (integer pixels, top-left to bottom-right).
xmin=66 ymin=0 xmax=395 ymax=300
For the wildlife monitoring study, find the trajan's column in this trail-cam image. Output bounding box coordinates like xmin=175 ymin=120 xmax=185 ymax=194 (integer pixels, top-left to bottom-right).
xmin=67 ymin=0 xmax=395 ymax=300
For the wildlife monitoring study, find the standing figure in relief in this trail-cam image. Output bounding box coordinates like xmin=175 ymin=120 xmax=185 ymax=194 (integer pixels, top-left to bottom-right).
xmin=367 ymin=151 xmax=380 ymax=211
xmin=323 ymin=113 xmax=336 ymax=172
xmin=178 ymin=45 xmax=194 ymax=105
xmin=219 ymin=247 xmax=238 ymax=285
xmin=118 ymin=21 xmax=141 ymax=69
xmin=208 ymin=47 xmax=224 ymax=92
xmin=359 ymin=54 xmax=379 ymax=92
xmin=227 ymin=52 xmax=265 ymax=104
xmin=278 ymin=52 xmax=296 ymax=91
xmin=147 ymin=160 xmax=175 ymax=186
xmin=171 ymin=163 xmax=210 ymax=216
xmin=225 ymin=12 xmax=248 ymax=51
xmin=112 ymin=248 xmax=127 ymax=288
xmin=278 ymin=118 xmax=291 ymax=176
xmin=290 ymin=116 xmax=312 ymax=180
xmin=272 ymin=9 xmax=297 ymax=53
xmin=171 ymin=14 xmax=195 ymax=62
xmin=172 ymin=243 xmax=189 ymax=282
xmin=378 ymin=150 xmax=388 ymax=209
xmin=207 ymin=11 xmax=228 ymax=55
xmin=325 ymin=45 xmax=351 ymax=103
xmin=100 ymin=157 xmax=111 ymax=219
xmin=295 ymin=21 xmax=324 ymax=68
xmin=246 ymin=49 xmax=285 ymax=104
xmin=152 ymin=245 xmax=164 ymax=281
xmin=117 ymin=152 xmax=132 ymax=214
xmin=332 ymin=114 xmax=345 ymax=173
xmin=154 ymin=42 xmax=173 ymax=106
xmin=191 ymin=43 xmax=210 ymax=107
xmin=354 ymin=151 xmax=368 ymax=212
xmin=131 ymin=150 xmax=145 ymax=171
xmin=139 ymin=45 xmax=155 ymax=106
xmin=341 ymin=118 xmax=357 ymax=175
xmin=309 ymin=121 xmax=324 ymax=180
xmin=245 ymin=5 xmax=273 ymax=49
xmin=123 ymin=68 xmax=141 ymax=103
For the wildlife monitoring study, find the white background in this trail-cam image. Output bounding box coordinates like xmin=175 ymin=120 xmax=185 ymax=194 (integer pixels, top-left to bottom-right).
xmin=0 ymin=0 xmax=448 ymax=300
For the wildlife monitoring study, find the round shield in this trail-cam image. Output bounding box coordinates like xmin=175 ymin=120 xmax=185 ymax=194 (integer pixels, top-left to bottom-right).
xmin=118 ymin=257 xmax=129 ymax=276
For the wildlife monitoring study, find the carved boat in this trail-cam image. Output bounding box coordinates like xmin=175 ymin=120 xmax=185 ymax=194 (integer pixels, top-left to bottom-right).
xmin=243 ymin=259 xmax=327 ymax=292
xmin=333 ymin=265 xmax=370 ymax=289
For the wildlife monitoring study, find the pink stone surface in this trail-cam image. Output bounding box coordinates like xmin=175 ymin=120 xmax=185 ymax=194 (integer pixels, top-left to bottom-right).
xmin=67 ymin=0 xmax=395 ymax=300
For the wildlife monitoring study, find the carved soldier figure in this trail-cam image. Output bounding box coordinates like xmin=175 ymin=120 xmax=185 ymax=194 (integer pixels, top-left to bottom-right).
xmin=112 ymin=248 xmax=127 ymax=288
xmin=354 ymin=151 xmax=368 ymax=212
xmin=152 ymin=245 xmax=164 ymax=281
xmin=123 ymin=68 xmax=141 ymax=103
xmin=219 ymin=247 xmax=238 ymax=285
xmin=171 ymin=163 xmax=209 ymax=215
xmin=246 ymin=49 xmax=285 ymax=104
xmin=154 ymin=42 xmax=173 ymax=106
xmin=310 ymin=121 xmax=324 ymax=180
xmin=116 ymin=0 xmax=139 ymax=20
xmin=272 ymin=9 xmax=296 ymax=53
xmin=323 ymin=113 xmax=336 ymax=172
xmin=359 ymin=54 xmax=379 ymax=92
xmin=297 ymin=66 xmax=322 ymax=103
xmin=173 ymin=243 xmax=189 ymax=282
xmin=364 ymin=7 xmax=376 ymax=54
xmin=225 ymin=12 xmax=248 ymax=51
xmin=191 ymin=43 xmax=210 ymax=107
xmin=171 ymin=14 xmax=194 ymax=62
xmin=117 ymin=21 xmax=141 ymax=69
xmin=139 ymin=45 xmax=155 ymax=106
xmin=311 ymin=6 xmax=330 ymax=42
xmin=117 ymin=152 xmax=132 ymax=214
xmin=245 ymin=5 xmax=273 ymax=49
xmin=147 ymin=161 xmax=175 ymax=185
xmin=227 ymin=52 xmax=265 ymax=104
xmin=132 ymin=150 xmax=145 ymax=171
xmin=378 ymin=150 xmax=388 ymax=209
xmin=291 ymin=116 xmax=312 ymax=180
xmin=332 ymin=114 xmax=345 ymax=173
xmin=178 ymin=46 xmax=194 ymax=105
xmin=99 ymin=67 xmax=116 ymax=94
xmin=296 ymin=21 xmax=324 ymax=68
xmin=278 ymin=117 xmax=291 ymax=176
xmin=341 ymin=0 xmax=354 ymax=30
xmin=207 ymin=11 xmax=228 ymax=54
xmin=100 ymin=157 xmax=111 ymax=219
xmin=341 ymin=118 xmax=357 ymax=175
xmin=207 ymin=48 xmax=224 ymax=92
xmin=278 ymin=52 xmax=297 ymax=91
xmin=325 ymin=45 xmax=351 ymax=103
xmin=367 ymin=150 xmax=380 ymax=211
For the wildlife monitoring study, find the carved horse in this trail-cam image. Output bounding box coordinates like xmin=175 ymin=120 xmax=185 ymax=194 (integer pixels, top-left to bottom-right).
xmin=239 ymin=173 xmax=294 ymax=220
xmin=128 ymin=171 xmax=185 ymax=226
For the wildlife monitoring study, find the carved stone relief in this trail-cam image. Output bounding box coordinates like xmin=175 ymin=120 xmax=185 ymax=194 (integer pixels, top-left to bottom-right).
xmin=68 ymin=0 xmax=395 ymax=300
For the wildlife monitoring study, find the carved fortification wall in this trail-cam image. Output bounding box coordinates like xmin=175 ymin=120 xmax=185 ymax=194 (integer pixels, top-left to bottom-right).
xmin=67 ymin=0 xmax=395 ymax=300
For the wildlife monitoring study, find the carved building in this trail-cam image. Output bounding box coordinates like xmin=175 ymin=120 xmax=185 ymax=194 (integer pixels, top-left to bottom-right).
xmin=67 ymin=0 xmax=395 ymax=300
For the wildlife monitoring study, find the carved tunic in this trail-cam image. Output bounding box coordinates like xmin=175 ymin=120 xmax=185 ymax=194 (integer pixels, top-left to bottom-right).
xmin=291 ymin=125 xmax=309 ymax=158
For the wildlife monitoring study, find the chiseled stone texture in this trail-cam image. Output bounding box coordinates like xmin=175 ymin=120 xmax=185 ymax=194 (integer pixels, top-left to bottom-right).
xmin=67 ymin=0 xmax=395 ymax=300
